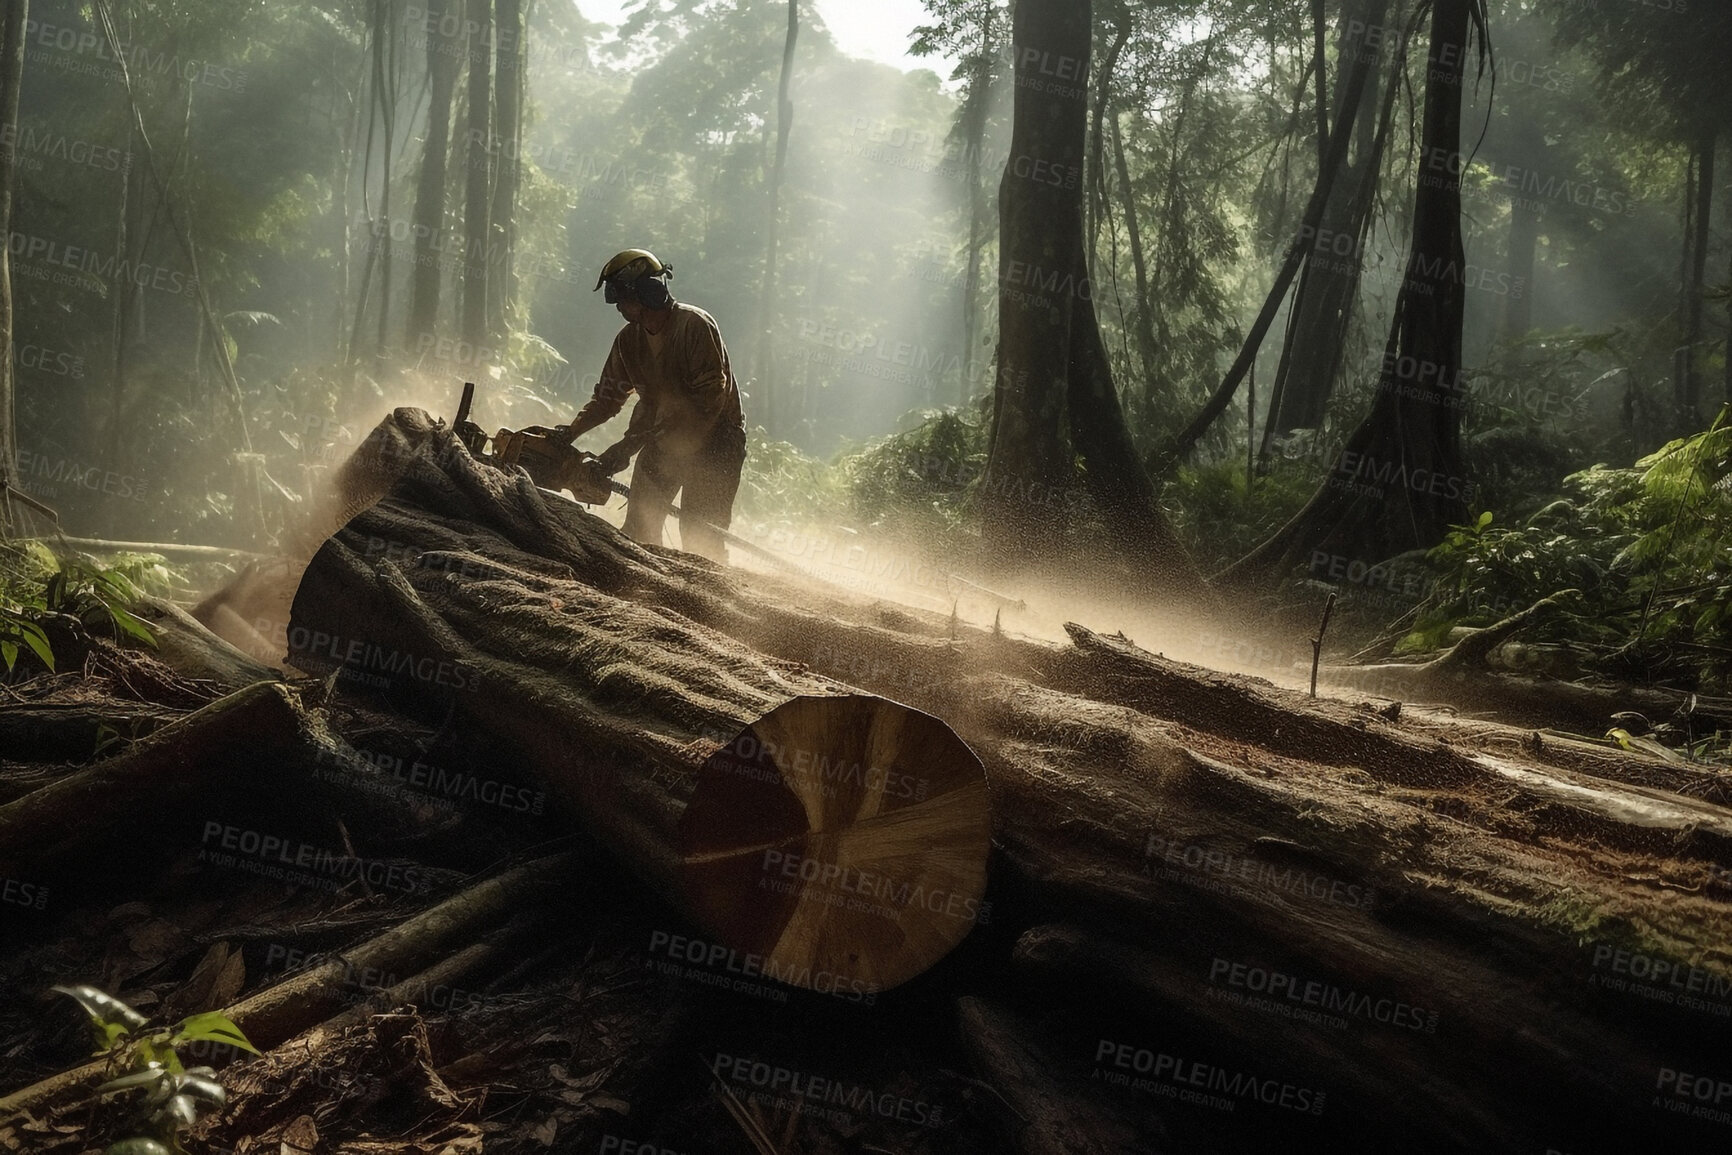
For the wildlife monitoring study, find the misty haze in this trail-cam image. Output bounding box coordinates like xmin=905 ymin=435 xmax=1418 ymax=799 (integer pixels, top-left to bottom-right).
xmin=1 ymin=2 xmax=1729 ymax=1153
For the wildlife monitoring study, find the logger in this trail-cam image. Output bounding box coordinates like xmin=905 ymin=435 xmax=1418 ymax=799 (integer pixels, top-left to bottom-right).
xmin=281 ymin=409 xmax=995 ymax=992
xmin=450 ymin=381 xmax=1027 ymax=608
xmin=450 ymin=381 xmax=805 ymax=573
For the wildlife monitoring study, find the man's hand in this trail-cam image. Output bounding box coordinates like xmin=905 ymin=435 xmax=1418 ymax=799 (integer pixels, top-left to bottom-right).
xmin=596 ymin=442 xmax=635 ymax=475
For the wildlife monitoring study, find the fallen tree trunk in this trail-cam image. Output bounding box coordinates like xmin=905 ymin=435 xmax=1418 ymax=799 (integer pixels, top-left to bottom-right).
xmin=0 ymin=854 xmax=564 ymax=1121
xmin=0 ymin=683 xmax=309 ymax=863
xmin=0 ymin=700 xmax=184 ymax=766
xmin=169 ymin=408 xmax=1732 ymax=1151
xmin=280 ymin=442 xmax=994 ymax=992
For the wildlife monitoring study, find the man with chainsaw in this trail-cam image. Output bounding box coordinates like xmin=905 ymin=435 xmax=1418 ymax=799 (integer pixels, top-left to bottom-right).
xmin=553 ymin=249 xmax=747 ymax=563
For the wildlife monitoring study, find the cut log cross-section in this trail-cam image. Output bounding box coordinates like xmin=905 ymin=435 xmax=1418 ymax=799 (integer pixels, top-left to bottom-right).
xmin=268 ymin=424 xmax=995 ymax=995
xmin=57 ymin=405 xmax=1730 ymax=1150
xmin=678 ymin=694 xmax=991 ymax=992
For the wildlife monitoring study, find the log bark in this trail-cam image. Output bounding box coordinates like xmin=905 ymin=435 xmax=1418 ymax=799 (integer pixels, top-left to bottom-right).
xmin=279 ymin=442 xmax=993 ymax=991
xmin=140 ymin=406 xmax=1732 ymax=1150
xmin=0 ymin=683 xmax=310 ymax=864
xmin=956 ymin=996 xmax=1148 ymax=1155
xmin=0 ymin=701 xmax=184 ymax=766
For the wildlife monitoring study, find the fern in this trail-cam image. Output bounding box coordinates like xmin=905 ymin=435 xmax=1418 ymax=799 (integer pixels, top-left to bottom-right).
xmin=0 ymin=546 xmax=175 ymax=674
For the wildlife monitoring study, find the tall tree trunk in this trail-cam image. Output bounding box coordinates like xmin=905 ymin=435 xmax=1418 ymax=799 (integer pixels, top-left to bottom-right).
xmin=1226 ymin=0 xmax=1480 ymax=582
xmin=406 ymin=0 xmax=462 ymax=349
xmin=460 ymin=0 xmax=493 ymax=355
xmin=1265 ymin=0 xmax=1393 ymax=437
xmin=1085 ymin=3 xmax=1129 ymax=274
xmin=0 ymin=0 xmax=25 ymax=510
xmin=1311 ymin=0 xmax=1330 ymax=172
xmin=1110 ymin=116 xmax=1156 ymax=393
xmin=1161 ymin=10 xmax=1387 ymax=468
xmin=981 ymin=0 xmax=1205 ymax=596
xmin=486 ymin=0 xmax=524 ymax=343
xmin=957 ymin=3 xmax=999 ymax=406
xmin=980 ymin=0 xmax=1086 ymax=559
xmin=334 ymin=68 xmax=361 ymax=359
xmin=92 ymin=0 xmax=251 ymax=454
xmin=1680 ymin=125 xmax=1715 ymax=423
xmin=346 ymin=19 xmax=382 ymax=377
xmin=755 ymin=0 xmax=798 ymax=433
xmin=107 ymin=121 xmax=135 ymax=472
xmin=372 ymin=0 xmax=397 ymax=361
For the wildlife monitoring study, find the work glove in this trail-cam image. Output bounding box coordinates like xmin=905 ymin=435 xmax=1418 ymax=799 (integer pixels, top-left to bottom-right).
xmin=596 ymin=442 xmax=635 ymax=476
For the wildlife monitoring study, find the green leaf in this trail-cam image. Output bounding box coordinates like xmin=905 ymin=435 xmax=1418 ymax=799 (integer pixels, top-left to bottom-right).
xmin=109 ymin=606 xmax=158 ymax=648
xmin=1 ymin=640 xmax=17 ymax=671
xmin=1476 ymin=511 xmax=1494 ymax=530
xmin=169 ymin=1012 xmax=259 ymax=1054
xmin=52 ymin=985 xmax=148 ymax=1037
xmin=97 ymin=1067 xmax=171 ymax=1095
xmin=19 ymin=621 xmax=56 ymax=671
xmin=102 ymin=1139 xmax=172 ymax=1155
xmin=176 ymin=1074 xmax=227 ymax=1106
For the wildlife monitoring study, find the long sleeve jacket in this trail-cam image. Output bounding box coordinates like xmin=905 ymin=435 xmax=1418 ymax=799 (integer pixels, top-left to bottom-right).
xmin=570 ymin=303 xmax=745 ymax=459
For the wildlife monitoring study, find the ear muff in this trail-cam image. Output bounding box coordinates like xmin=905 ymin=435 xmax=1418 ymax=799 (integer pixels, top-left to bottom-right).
xmin=635 ymin=274 xmax=672 ymax=310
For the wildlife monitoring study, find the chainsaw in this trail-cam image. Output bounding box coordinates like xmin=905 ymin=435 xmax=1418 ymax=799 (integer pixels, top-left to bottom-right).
xmin=448 ymin=381 xmax=791 ymax=570
xmin=452 ymin=381 xmax=616 ymax=506
xmin=446 ymin=382 xmax=1026 ymax=606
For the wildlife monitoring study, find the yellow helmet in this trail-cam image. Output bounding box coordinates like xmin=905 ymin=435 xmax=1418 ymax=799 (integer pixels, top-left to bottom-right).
xmin=594 ymin=248 xmax=669 ymax=291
